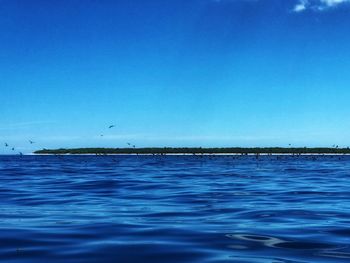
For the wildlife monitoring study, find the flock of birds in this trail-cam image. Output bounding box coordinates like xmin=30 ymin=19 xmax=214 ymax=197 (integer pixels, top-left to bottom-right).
xmin=2 ymin=124 xmax=139 ymax=156
xmin=99 ymin=125 xmax=136 ymax=148
xmin=1 ymin=124 xmax=347 ymax=158
xmin=100 ymin=125 xmax=115 ymax=136
xmin=3 ymin=140 xmax=35 ymax=156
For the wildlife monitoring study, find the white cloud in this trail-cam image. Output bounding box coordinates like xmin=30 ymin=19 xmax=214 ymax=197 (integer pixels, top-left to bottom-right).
xmin=212 ymin=0 xmax=350 ymax=12
xmin=321 ymin=0 xmax=350 ymax=6
xmin=294 ymin=0 xmax=308 ymax=11
xmin=294 ymin=0 xmax=350 ymax=12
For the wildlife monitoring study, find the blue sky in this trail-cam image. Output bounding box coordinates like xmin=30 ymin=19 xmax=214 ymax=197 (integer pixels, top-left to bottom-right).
xmin=1 ymin=0 xmax=350 ymax=153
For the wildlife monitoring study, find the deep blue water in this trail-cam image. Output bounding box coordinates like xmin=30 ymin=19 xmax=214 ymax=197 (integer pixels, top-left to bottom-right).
xmin=1 ymin=155 xmax=350 ymax=263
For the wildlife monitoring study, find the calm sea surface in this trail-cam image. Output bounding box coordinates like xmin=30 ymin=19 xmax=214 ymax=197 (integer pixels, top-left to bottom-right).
xmin=1 ymin=155 xmax=350 ymax=263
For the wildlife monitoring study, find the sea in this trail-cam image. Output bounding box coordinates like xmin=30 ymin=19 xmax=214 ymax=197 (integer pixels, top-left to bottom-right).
xmin=1 ymin=155 xmax=350 ymax=263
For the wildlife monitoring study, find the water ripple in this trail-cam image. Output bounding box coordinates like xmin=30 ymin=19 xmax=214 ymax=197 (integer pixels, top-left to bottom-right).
xmin=1 ymin=155 xmax=350 ymax=262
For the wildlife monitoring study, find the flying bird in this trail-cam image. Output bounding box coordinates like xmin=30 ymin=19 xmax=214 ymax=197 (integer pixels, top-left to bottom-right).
xmin=108 ymin=125 xmax=115 ymax=129
xmin=127 ymin=143 xmax=131 ymax=146
xmin=100 ymin=134 xmax=104 ymax=137
xmin=5 ymin=143 xmax=8 ymax=147
xmin=11 ymin=147 xmax=15 ymax=151
xmin=29 ymin=140 xmax=35 ymax=144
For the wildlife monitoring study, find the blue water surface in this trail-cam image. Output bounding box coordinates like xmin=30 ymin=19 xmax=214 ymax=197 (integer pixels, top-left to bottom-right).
xmin=1 ymin=155 xmax=350 ymax=263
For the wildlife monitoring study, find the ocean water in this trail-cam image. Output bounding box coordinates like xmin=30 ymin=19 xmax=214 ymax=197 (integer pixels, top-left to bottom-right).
xmin=1 ymin=155 xmax=350 ymax=263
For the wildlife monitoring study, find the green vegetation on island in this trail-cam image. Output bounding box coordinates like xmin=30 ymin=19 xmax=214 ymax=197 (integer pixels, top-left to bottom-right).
xmin=34 ymin=147 xmax=350 ymax=155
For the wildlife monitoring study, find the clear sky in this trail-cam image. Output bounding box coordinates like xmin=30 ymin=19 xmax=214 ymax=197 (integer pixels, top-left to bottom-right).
xmin=1 ymin=0 xmax=350 ymax=153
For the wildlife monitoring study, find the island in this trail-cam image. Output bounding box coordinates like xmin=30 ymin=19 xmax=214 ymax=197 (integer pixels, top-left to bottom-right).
xmin=34 ymin=147 xmax=350 ymax=155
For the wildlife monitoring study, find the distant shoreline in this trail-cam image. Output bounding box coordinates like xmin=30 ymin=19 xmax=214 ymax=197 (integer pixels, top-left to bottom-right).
xmin=33 ymin=147 xmax=350 ymax=155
